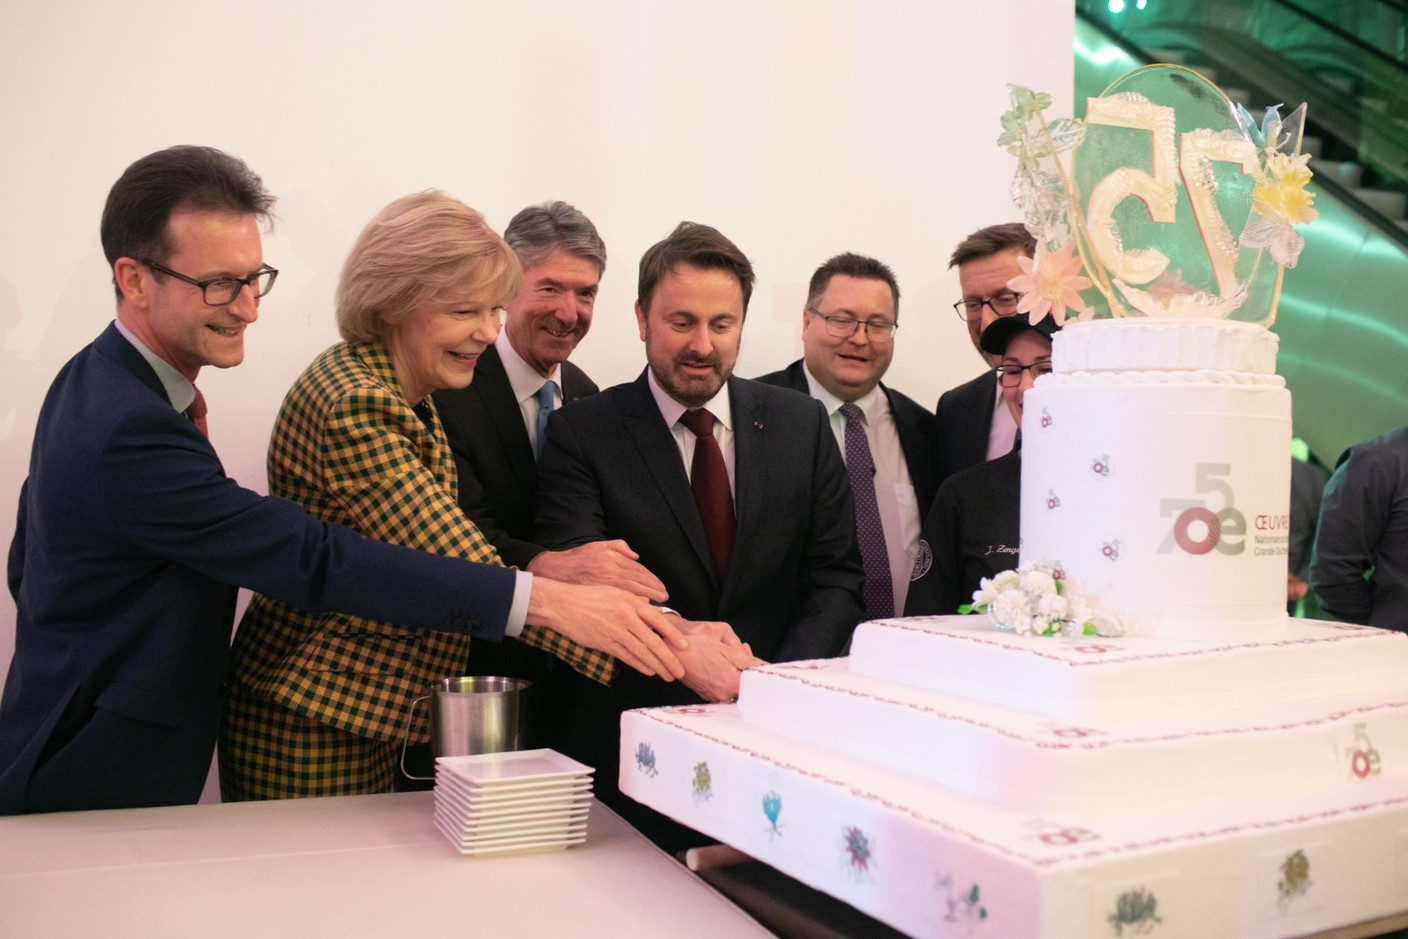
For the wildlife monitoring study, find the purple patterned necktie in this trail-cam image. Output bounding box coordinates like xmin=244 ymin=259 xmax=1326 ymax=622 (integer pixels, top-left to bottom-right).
xmin=840 ymin=403 xmax=893 ymax=618
xmin=679 ymin=408 xmax=735 ymax=582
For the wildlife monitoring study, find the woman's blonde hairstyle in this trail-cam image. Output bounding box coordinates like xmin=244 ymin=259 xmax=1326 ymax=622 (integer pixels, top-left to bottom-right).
xmin=336 ymin=191 xmax=521 ymax=343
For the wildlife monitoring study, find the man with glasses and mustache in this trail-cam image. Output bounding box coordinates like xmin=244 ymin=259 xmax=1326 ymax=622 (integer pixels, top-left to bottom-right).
xmin=757 ymin=253 xmax=937 ymax=619
xmin=0 ymin=148 xmax=693 ymax=815
xmin=935 ymin=223 xmax=1037 ymax=485
xmin=534 ymin=222 xmax=863 ymax=849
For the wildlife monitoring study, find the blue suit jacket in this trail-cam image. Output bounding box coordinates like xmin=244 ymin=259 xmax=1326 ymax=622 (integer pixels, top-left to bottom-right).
xmin=0 ymin=323 xmax=516 ymax=813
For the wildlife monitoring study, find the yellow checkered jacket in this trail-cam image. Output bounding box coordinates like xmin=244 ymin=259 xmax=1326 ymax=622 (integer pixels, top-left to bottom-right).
xmin=227 ymin=342 xmax=615 ymax=744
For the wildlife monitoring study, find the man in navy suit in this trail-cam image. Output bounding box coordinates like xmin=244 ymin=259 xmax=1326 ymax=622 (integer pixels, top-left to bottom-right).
xmin=934 ymin=223 xmax=1036 ymax=484
xmin=756 ymin=253 xmax=937 ymax=617
xmin=0 ymin=147 xmax=690 ymax=815
xmin=535 ymin=222 xmax=864 ymax=846
xmin=435 ymin=203 xmax=666 ymax=690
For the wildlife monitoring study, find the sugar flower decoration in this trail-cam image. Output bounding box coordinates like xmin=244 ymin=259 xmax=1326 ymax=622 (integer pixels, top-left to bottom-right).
xmin=961 ymin=561 xmax=1122 ymax=638
xmin=1238 ymin=100 xmax=1318 ymax=269
xmin=1006 ymin=241 xmax=1092 ymax=326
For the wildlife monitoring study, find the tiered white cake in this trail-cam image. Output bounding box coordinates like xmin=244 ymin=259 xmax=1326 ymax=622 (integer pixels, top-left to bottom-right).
xmin=620 ymin=320 xmax=1408 ymax=938
xmin=1021 ymin=319 xmax=1292 ymax=641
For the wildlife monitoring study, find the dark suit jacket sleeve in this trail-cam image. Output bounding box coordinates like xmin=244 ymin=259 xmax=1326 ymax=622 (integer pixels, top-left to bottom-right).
xmin=534 ymin=405 xmax=609 ymax=550
xmin=448 ymin=460 xmax=542 ymax=569
xmin=97 ymin=405 xmax=516 ymax=638
xmin=6 ymin=480 xmax=24 ymax=602
xmin=934 ymin=371 xmax=996 ymax=485
xmin=1310 ymin=435 xmax=1403 ymax=626
xmin=773 ymin=399 xmax=865 ymax=661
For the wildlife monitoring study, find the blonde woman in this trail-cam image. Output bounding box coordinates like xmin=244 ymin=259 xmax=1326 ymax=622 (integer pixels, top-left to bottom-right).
xmin=220 ymin=193 xmax=696 ymax=799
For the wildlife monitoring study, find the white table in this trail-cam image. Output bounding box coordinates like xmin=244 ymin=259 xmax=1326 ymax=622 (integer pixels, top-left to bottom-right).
xmin=0 ymin=792 xmax=774 ymax=938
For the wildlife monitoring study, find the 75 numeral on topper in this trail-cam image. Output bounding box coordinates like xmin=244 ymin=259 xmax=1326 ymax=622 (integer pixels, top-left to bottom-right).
xmin=1084 ymin=98 xmax=1258 ymax=296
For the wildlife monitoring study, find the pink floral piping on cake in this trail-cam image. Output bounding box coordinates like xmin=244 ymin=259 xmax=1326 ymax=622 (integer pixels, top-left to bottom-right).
xmin=631 ymin=708 xmax=1408 ymax=867
xmin=873 ymin=616 xmax=1393 ymax=667
xmin=750 ymin=664 xmax=1408 ymax=751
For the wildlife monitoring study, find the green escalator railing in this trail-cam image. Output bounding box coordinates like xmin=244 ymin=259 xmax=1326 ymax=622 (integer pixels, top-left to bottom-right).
xmin=1072 ymin=7 xmax=1408 ymax=465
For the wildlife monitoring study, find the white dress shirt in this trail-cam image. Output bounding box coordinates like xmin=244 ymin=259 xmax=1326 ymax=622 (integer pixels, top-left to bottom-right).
xmin=647 ymin=369 xmax=736 ymax=497
xmin=114 ymin=318 xmax=196 ymax=412
xmin=497 ymin=329 xmax=562 ymax=450
xmin=802 ymin=364 xmax=921 ymax=613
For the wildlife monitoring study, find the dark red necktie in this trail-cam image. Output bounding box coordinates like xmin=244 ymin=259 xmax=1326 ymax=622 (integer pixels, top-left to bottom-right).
xmin=186 ymin=385 xmax=209 ymax=438
xmin=679 ymin=408 xmax=735 ymax=582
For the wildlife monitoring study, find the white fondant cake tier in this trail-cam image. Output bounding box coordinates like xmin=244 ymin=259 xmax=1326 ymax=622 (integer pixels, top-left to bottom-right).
xmin=1053 ymin=317 xmax=1279 ymax=374
xmin=1020 ymin=371 xmax=1291 ymax=640
xmin=737 ymin=655 xmax=1408 ymax=816
xmin=847 ymin=616 xmax=1408 ymax=722
xmin=621 ymin=703 xmax=1408 ymax=939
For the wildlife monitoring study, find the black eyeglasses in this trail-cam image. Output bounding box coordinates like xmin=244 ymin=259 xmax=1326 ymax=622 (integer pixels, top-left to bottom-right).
xmin=995 ymin=361 xmax=1054 ymax=387
xmin=806 ymin=309 xmax=898 ymax=342
xmin=139 ymin=258 xmax=278 ymax=306
xmin=953 ymin=291 xmax=1020 ymax=321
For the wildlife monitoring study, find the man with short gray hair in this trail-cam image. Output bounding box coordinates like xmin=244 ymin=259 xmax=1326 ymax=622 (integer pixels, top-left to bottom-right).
xmin=435 ymin=202 xmax=664 ymax=685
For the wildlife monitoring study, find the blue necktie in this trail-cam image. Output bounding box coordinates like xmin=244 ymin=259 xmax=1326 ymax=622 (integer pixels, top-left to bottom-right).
xmin=840 ymin=403 xmax=893 ymax=619
xmin=534 ymin=381 xmax=556 ymax=461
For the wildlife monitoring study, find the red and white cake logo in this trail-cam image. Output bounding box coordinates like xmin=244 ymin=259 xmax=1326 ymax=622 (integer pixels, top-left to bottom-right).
xmin=1344 ymin=723 xmax=1382 ymax=780
xmin=1046 ymin=489 xmax=1061 ymax=511
xmin=1101 ymin=538 xmax=1121 ymax=561
xmin=1091 ymin=454 xmax=1112 ymax=478
xmin=1040 ymin=407 xmax=1052 ymax=429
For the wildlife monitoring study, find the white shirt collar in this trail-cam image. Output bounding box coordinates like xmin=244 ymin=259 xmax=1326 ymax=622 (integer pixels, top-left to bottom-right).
xmin=113 ymin=318 xmax=196 ymax=412
xmin=800 ymin=361 xmax=886 ymax=424
xmin=646 ymin=368 xmax=733 ymax=431
xmin=496 ymin=329 xmax=562 ymax=403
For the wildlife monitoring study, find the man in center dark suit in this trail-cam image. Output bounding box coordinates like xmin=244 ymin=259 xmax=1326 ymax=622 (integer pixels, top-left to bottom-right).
xmin=756 ymin=252 xmax=937 ymax=618
xmin=435 ymin=203 xmax=666 ymax=690
xmin=934 ymin=223 xmax=1036 ymax=484
xmin=535 ymin=222 xmax=864 ymax=847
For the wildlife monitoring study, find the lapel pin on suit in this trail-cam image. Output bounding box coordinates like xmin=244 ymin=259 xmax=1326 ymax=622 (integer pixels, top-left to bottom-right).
xmin=754 ymin=421 xmax=764 ymax=430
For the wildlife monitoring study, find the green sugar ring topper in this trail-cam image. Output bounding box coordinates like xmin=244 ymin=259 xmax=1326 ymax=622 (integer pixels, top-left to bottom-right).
xmin=1002 ymin=65 xmax=1317 ymax=327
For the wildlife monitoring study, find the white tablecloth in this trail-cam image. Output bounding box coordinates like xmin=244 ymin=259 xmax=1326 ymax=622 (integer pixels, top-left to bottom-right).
xmin=0 ymin=792 xmax=773 ymax=938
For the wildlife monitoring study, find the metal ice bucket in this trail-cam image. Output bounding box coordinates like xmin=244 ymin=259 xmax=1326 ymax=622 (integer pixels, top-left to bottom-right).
xmin=399 ymin=676 xmax=530 ymax=780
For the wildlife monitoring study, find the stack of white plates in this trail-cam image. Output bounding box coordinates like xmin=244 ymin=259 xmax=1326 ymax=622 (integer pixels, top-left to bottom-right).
xmin=432 ymin=749 xmax=594 ymax=856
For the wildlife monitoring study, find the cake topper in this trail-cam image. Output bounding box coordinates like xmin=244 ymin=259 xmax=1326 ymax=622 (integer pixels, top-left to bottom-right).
xmin=1001 ymin=65 xmax=1318 ymax=326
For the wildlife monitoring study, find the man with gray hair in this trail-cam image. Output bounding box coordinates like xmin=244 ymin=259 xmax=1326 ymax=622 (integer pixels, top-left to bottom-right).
xmin=435 ymin=202 xmax=664 ymax=686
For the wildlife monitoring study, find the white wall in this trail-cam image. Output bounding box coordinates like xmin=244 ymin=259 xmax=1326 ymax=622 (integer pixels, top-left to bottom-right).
xmin=0 ymin=0 xmax=1074 ymax=691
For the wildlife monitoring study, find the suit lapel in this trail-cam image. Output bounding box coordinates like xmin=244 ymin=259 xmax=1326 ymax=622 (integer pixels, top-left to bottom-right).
xmin=621 ymin=373 xmax=717 ymax=581
xmin=884 ymin=383 xmax=932 ymax=508
xmin=724 ymin=379 xmax=765 ymax=599
xmin=475 ymin=347 xmax=538 ymax=486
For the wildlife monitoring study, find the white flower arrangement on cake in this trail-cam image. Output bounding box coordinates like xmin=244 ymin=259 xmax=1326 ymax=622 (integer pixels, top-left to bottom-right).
xmin=961 ymin=563 xmax=1123 ymax=638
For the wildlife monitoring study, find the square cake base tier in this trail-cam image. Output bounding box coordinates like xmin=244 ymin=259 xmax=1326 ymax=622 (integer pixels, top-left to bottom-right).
xmin=621 ymin=705 xmax=1408 ymax=939
xmin=849 ymin=616 xmax=1408 ymax=723
xmin=737 ymin=655 xmax=1408 ymax=817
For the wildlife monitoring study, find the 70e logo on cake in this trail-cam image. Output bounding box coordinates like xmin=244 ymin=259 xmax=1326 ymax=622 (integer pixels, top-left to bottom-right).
xmin=1157 ymin=463 xmax=1245 ymax=556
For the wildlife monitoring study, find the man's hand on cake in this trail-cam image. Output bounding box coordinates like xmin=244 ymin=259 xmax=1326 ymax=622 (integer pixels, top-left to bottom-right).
xmin=675 ymin=623 xmax=765 ymax=702
xmin=526 ymin=540 xmax=669 ymax=602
